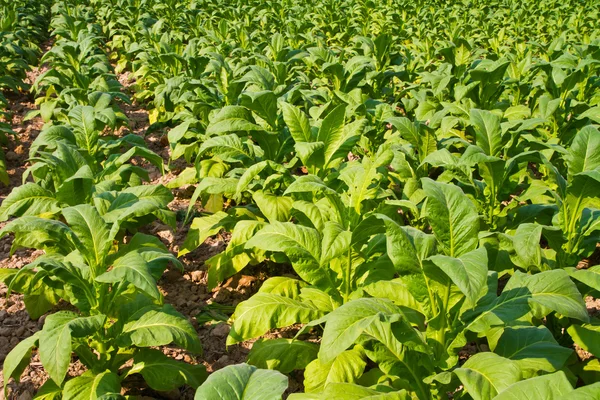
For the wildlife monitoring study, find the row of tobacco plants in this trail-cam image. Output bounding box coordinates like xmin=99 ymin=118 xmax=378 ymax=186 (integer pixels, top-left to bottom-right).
xmin=2 ymin=0 xmax=600 ymax=398
xmin=1 ymin=1 xmax=211 ymax=398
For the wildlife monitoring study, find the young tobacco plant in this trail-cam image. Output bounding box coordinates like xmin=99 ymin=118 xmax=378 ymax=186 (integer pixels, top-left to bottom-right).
xmin=489 ymin=125 xmax=600 ymax=271
xmin=1 ymin=204 xmax=205 ymax=397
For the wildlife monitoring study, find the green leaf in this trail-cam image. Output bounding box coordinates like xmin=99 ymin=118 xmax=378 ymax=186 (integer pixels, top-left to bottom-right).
xmin=319 ymin=298 xmax=399 ymax=363
xmin=129 ymin=349 xmax=207 ymax=391
xmin=0 ymin=216 xmax=79 ymax=255
xmin=378 ymin=214 xmax=436 ymax=274
xmin=325 ymin=118 xmax=366 ymax=168
xmin=3 ymin=332 xmax=40 ymax=393
xmin=253 ymin=191 xmax=293 ymax=223
xmin=62 ymin=370 xmax=121 ymax=400
xmin=422 ymin=178 xmax=480 ymax=257
xmin=33 ymin=380 xmax=62 ymax=400
xmin=428 ymin=248 xmax=488 ymax=306
xmin=119 ymin=305 xmax=201 ymax=353
xmin=562 ymin=383 xmax=600 ymax=400
xmin=290 ymin=383 xmax=410 ymax=399
xmin=522 ymin=269 xmax=588 ymax=321
xmin=199 ymin=134 xmax=251 ymax=163
xmin=39 ymin=312 xmax=105 ymax=385
xmin=62 ymin=205 xmax=111 ymax=275
xmin=68 ymin=106 xmax=99 ymax=155
xmin=467 ymin=269 xmax=588 ymax=333
xmin=495 ymin=326 xmax=572 ymax=374
xmin=285 ymin=175 xmax=337 ymax=195
xmin=320 ymin=222 xmax=351 ymax=267
xmin=228 ymin=293 xmax=324 ymax=345
xmin=245 ymin=222 xmax=334 ymax=288
xmin=194 ymin=363 xmax=288 ymax=400
xmin=282 ymin=102 xmax=312 ymax=142
xmin=454 ymin=353 xmax=521 ymax=400
xmin=96 ymin=252 xmax=160 ymax=299
xmin=363 ymin=279 xmax=424 ymax=316
xmin=179 ymin=212 xmax=229 ymax=257
xmin=206 ymin=220 xmax=266 ymax=289
xmin=470 ymin=109 xmax=503 ymax=157
xmin=568 ymin=265 xmax=600 ymax=293
xmin=0 ymin=183 xmax=61 ymax=221
xmin=493 ymin=371 xmax=573 ymax=400
xmin=566 ymin=125 xmax=600 ymax=178
xmin=248 ymin=339 xmax=319 ymax=373
xmin=241 ymin=91 xmax=278 ymax=127
xmin=304 ymin=349 xmax=366 ymax=393
xmin=567 ymin=322 xmax=600 ymax=358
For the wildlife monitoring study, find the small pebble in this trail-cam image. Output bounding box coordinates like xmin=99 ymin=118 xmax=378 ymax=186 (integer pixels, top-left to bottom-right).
xmin=211 ymin=323 xmax=231 ymax=338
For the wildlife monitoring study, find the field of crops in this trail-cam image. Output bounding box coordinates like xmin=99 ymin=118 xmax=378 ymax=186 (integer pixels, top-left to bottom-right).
xmin=0 ymin=0 xmax=599 ymax=398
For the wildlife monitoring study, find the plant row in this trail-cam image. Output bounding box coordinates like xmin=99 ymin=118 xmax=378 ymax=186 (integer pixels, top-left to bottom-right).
xmin=0 ymin=0 xmax=52 ymax=183
xmin=1 ymin=2 xmax=210 ymax=398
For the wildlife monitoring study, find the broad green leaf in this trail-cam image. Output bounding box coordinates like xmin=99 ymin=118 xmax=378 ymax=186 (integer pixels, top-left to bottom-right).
xmin=129 ymin=349 xmax=207 ymax=391
xmin=248 ymin=339 xmax=319 ymax=373
xmin=568 ymin=265 xmax=600 ymax=292
xmin=194 ymin=363 xmax=288 ymax=400
xmin=96 ymin=252 xmax=160 ymax=299
xmin=228 ymin=293 xmax=324 ymax=344
xmin=319 ymin=298 xmax=399 ymax=363
xmin=3 ymin=332 xmax=40 ymax=393
xmin=285 ymin=175 xmax=337 ymax=195
xmin=68 ymin=106 xmax=99 ymax=155
xmin=318 ymin=105 xmax=346 ymax=165
xmin=39 ymin=312 xmax=104 ymax=385
xmin=179 ymin=212 xmax=229 ymax=257
xmin=62 ymin=370 xmax=121 ymax=400
xmin=428 ymin=248 xmax=488 ymax=306
xmin=198 ymin=134 xmax=251 ymax=163
xmin=62 ymin=205 xmax=110 ymax=275
xmin=33 ymin=380 xmax=62 ymax=400
xmin=493 ymin=371 xmax=573 ymax=400
xmin=253 ymin=191 xmax=293 ymax=223
xmin=422 ymin=178 xmax=480 ymax=257
xmin=245 ymin=222 xmax=334 ymax=287
xmin=290 ymin=383 xmax=410 ymax=399
xmin=304 ymin=349 xmax=366 ymax=393
xmin=0 ymin=216 xmax=79 ymax=255
xmin=0 ymin=183 xmax=61 ymax=221
xmin=470 ymin=109 xmax=503 ymax=157
xmin=119 ymin=305 xmax=201 ymax=353
xmin=206 ymin=220 xmax=266 ymax=289
xmin=320 ymin=222 xmax=351 ymax=266
xmin=521 ymin=269 xmax=588 ymax=321
xmin=378 ymin=214 xmax=436 ymax=274
xmin=259 ymin=277 xmax=307 ymax=298
xmin=566 ymin=125 xmax=600 ymax=178
xmin=567 ymin=322 xmax=600 ymax=358
xmin=454 ymin=353 xmax=521 ymax=400
xmin=241 ymin=91 xmax=278 ymax=127
xmin=363 ymin=279 xmax=424 ymax=315
xmin=467 ymin=270 xmax=587 ymax=333
xmin=282 ymin=102 xmax=312 ymax=142
xmin=561 ymin=383 xmax=600 ymax=400
xmin=324 ymin=118 xmax=366 ymax=168
xmin=495 ymin=326 xmax=572 ymax=374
